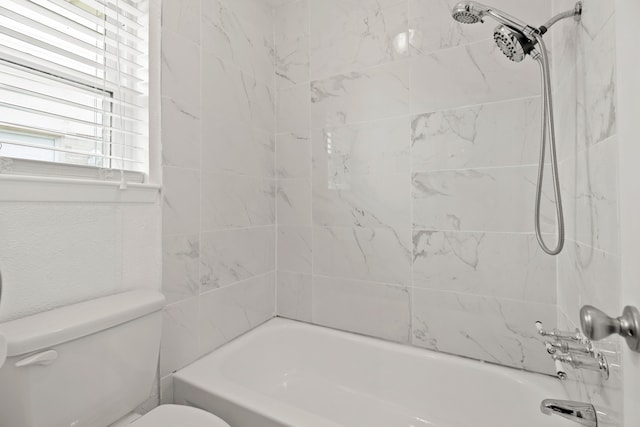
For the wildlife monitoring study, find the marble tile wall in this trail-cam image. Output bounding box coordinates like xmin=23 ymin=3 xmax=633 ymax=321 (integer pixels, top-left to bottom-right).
xmin=552 ymin=1 xmax=622 ymax=425
xmin=275 ymin=0 xmax=560 ymax=375
xmin=160 ymin=0 xmax=276 ymax=403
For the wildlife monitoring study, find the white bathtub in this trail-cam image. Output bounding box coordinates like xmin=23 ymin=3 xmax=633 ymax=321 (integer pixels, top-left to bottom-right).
xmin=173 ymin=318 xmax=572 ymax=427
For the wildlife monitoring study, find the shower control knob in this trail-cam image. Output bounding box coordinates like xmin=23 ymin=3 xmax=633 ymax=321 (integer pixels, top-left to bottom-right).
xmin=580 ymin=305 xmax=640 ymax=353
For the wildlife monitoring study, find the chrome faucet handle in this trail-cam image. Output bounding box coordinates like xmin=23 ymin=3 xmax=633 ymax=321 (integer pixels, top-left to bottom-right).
xmin=540 ymin=399 xmax=597 ymax=427
xmin=552 ymin=352 xmax=609 ymax=380
xmin=545 ymin=340 xmax=594 ymax=356
xmin=536 ymin=321 xmax=585 ymax=342
xmin=580 ymin=305 xmax=640 ymax=352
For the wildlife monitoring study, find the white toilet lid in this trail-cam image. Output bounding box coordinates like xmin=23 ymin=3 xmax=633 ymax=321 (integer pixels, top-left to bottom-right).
xmin=131 ymin=405 xmax=230 ymax=427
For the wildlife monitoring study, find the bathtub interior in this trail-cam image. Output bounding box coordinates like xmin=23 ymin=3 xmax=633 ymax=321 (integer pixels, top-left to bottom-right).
xmin=174 ymin=319 xmax=573 ymax=427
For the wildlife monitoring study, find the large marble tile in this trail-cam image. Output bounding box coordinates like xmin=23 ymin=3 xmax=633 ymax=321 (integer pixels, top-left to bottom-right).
xmin=412 ymin=230 xmax=556 ymax=304
xmin=550 ymin=0 xmax=579 ymax=89
xmin=562 ymin=137 xmax=620 ymax=254
xmin=313 ymin=173 xmax=410 ymax=228
xmin=162 ymin=167 xmax=200 ymax=235
xmin=412 ymin=289 xmax=556 ymax=374
xmin=278 ymin=226 xmax=313 ymax=273
xmin=162 ymin=0 xmax=201 ymax=44
xmin=312 ymin=116 xmax=411 ymax=177
xmin=310 ymin=61 xmax=410 ymax=128
xmin=162 ymin=97 xmax=201 ymax=170
xmin=277 ymin=83 xmax=310 ymax=133
xmin=276 ymin=36 xmax=310 ymax=89
xmin=162 ymin=234 xmax=200 ymax=304
xmin=277 ymin=270 xmax=313 ymax=322
xmin=277 ymin=132 xmax=311 ymax=179
xmin=275 ymin=0 xmax=309 ymax=45
xmin=202 ymin=122 xmax=275 ymax=178
xmin=161 ymin=30 xmax=201 ymax=118
xmin=199 ymin=272 xmax=276 ymax=354
xmin=412 ymin=166 xmax=555 ymax=233
xmin=558 ymin=240 xmax=621 ymax=328
xmin=202 ymin=0 xmax=274 ymax=83
xmin=202 ymin=51 xmax=275 ymax=133
xmin=309 ymin=0 xmax=409 ymax=78
xmin=579 ymin=0 xmax=614 ymax=41
xmin=201 ymin=173 xmax=276 ymax=231
xmin=411 ymin=97 xmax=541 ymax=172
xmin=277 ymin=179 xmax=312 ymax=226
xmin=410 ymin=40 xmax=539 ymax=113
xmin=576 ymin=11 xmax=616 ymax=147
xmin=553 ymin=74 xmax=578 ymax=162
xmin=408 ymin=0 xmax=552 ymax=56
xmin=219 ymin=0 xmax=274 ymax=35
xmin=312 ymin=276 xmax=411 ymax=343
xmin=160 ymin=298 xmax=200 ymax=377
xmin=313 ymin=226 xmax=412 ymax=285
xmin=200 ymin=226 xmax=276 ymax=291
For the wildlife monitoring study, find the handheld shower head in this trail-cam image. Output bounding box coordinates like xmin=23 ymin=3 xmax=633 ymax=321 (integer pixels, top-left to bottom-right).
xmin=449 ymin=2 xmax=583 ymax=256
xmin=451 ymin=1 xmax=484 ymax=24
xmin=451 ymin=1 xmax=532 ymax=33
xmin=451 ymin=2 xmax=540 ymax=62
xmin=493 ymin=25 xmax=536 ymax=62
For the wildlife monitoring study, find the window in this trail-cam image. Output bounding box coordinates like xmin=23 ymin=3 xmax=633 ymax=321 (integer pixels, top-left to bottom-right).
xmin=0 ymin=0 xmax=149 ymax=184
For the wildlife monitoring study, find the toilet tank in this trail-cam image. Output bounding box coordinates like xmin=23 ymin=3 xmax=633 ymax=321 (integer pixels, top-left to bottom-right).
xmin=0 ymin=290 xmax=165 ymax=427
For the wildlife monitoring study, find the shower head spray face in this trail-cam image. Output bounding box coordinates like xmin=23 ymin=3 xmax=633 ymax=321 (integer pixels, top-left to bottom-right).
xmin=451 ymin=1 xmax=486 ymax=24
xmin=493 ymin=25 xmax=536 ymax=62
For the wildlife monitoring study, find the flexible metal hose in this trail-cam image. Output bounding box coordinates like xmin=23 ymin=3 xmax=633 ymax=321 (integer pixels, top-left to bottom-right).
xmin=533 ymin=34 xmax=565 ymax=255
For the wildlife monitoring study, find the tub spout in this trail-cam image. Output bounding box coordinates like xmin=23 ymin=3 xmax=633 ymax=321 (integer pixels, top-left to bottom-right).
xmin=540 ymin=399 xmax=597 ymax=426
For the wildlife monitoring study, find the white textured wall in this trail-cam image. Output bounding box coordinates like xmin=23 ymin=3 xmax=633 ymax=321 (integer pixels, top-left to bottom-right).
xmin=0 ymin=201 xmax=161 ymax=322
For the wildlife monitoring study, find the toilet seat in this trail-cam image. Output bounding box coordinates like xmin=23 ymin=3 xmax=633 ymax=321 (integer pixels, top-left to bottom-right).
xmin=130 ymin=405 xmax=230 ymax=427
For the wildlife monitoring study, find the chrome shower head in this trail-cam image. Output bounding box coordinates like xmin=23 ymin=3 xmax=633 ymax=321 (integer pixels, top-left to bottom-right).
xmin=451 ymin=2 xmax=484 ymax=24
xmin=451 ymin=1 xmax=533 ymax=34
xmin=493 ymin=25 xmax=535 ymax=62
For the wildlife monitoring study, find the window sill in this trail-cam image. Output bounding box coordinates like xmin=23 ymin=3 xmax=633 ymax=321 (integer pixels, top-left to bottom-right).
xmin=0 ymin=174 xmax=160 ymax=203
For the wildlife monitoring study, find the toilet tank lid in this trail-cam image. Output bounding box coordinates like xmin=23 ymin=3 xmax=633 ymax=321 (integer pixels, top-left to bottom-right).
xmin=0 ymin=290 xmax=165 ymax=357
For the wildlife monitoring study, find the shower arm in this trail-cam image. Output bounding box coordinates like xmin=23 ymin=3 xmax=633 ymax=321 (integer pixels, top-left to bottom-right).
xmin=484 ymin=2 xmax=583 ymax=41
xmin=483 ymin=9 xmax=540 ymax=37
xmin=538 ymin=2 xmax=583 ymax=34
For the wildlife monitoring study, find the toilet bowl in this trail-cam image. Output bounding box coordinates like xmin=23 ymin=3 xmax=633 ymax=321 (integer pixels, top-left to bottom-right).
xmin=0 ymin=291 xmax=230 ymax=427
xmin=130 ymin=405 xmax=230 ymax=427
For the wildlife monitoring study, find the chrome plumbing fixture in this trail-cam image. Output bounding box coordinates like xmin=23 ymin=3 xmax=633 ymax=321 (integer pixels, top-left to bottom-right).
xmin=552 ymin=352 xmax=609 ymax=380
xmin=580 ymin=305 xmax=640 ymax=353
xmin=536 ymin=321 xmax=609 ymax=380
xmin=545 ymin=339 xmax=594 ymax=356
xmin=451 ymin=1 xmax=583 ymax=255
xmin=540 ymin=399 xmax=598 ymax=427
xmin=535 ymin=321 xmax=586 ymax=343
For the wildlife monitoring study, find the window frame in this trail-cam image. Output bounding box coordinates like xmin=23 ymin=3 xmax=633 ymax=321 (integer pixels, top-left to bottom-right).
xmin=0 ymin=1 xmax=160 ymax=203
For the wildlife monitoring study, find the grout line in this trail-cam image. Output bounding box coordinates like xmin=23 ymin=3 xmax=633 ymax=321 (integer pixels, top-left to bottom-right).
xmin=196 ymin=0 xmax=204 ymax=356
xmin=273 ymin=4 xmax=279 ymax=318
xmin=307 ymin=36 xmax=498 ymax=83
xmin=307 ymin=0 xmax=314 ymax=324
xmin=304 ymin=95 xmax=544 ymax=133
xmin=408 ymin=0 xmax=414 ymax=345
xmin=199 ymin=270 xmax=278 ymax=297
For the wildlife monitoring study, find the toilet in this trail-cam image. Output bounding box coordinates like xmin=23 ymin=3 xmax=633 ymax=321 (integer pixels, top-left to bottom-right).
xmin=0 ymin=290 xmax=230 ymax=427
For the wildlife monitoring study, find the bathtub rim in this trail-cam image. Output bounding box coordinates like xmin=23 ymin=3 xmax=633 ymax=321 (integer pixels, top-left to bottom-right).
xmin=172 ymin=317 xmax=565 ymax=427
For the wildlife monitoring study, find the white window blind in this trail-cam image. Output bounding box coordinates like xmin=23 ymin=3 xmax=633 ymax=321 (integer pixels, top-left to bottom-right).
xmin=0 ymin=0 xmax=149 ymax=183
